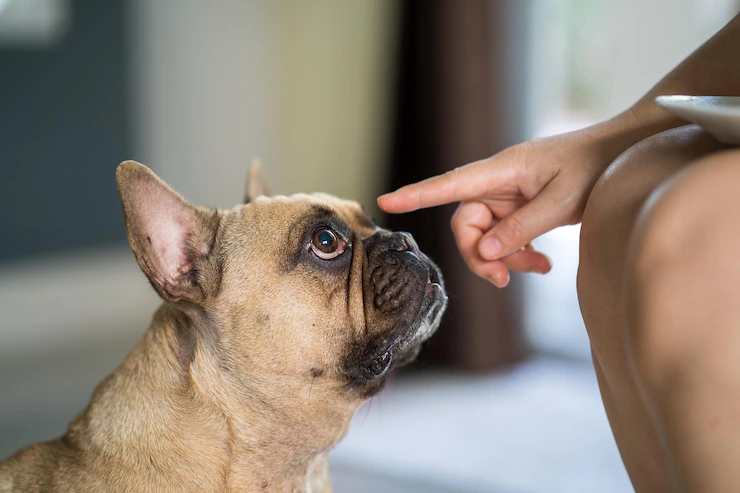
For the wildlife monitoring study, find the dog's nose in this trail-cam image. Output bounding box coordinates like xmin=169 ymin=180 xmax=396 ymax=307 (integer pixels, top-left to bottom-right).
xmin=400 ymin=232 xmax=417 ymax=251
xmin=363 ymin=230 xmax=421 ymax=257
xmin=388 ymin=232 xmax=416 ymax=252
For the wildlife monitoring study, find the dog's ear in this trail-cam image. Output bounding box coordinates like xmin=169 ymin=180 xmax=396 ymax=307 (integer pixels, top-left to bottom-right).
xmin=116 ymin=161 xmax=220 ymax=304
xmin=244 ymin=158 xmax=271 ymax=203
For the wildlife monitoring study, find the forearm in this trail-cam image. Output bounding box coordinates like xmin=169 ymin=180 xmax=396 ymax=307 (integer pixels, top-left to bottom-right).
xmin=632 ymin=12 xmax=740 ymax=131
xmin=582 ymin=13 xmax=740 ymax=166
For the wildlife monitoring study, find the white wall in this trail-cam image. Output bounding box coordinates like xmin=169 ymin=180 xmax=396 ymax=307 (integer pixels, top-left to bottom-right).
xmin=521 ymin=0 xmax=740 ymax=360
xmin=525 ymin=0 xmax=738 ymax=135
xmin=131 ymin=0 xmax=397 ymax=212
xmin=131 ymin=0 xmax=273 ymax=209
xmin=0 ymin=0 xmax=398 ymax=357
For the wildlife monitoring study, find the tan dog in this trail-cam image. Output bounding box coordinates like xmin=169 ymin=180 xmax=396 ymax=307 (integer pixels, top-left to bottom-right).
xmin=0 ymin=161 xmax=447 ymax=492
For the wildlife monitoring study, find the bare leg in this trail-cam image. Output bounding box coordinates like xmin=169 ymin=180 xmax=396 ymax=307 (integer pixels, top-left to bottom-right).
xmin=625 ymin=146 xmax=740 ymax=492
xmin=578 ymin=125 xmax=727 ymax=492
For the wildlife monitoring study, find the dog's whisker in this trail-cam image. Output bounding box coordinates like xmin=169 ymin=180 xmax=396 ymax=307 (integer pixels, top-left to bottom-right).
xmin=360 ymin=396 xmax=374 ymax=427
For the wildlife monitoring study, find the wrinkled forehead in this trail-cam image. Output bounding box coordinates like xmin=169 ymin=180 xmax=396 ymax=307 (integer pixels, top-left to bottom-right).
xmin=237 ymin=193 xmax=378 ymax=239
xmin=305 ymin=193 xmax=377 ymax=234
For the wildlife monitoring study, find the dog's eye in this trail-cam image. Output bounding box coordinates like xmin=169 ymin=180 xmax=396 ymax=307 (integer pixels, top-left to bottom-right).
xmin=310 ymin=228 xmax=346 ymax=260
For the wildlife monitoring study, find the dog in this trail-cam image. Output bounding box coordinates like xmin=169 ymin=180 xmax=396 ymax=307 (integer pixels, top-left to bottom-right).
xmin=0 ymin=160 xmax=447 ymax=492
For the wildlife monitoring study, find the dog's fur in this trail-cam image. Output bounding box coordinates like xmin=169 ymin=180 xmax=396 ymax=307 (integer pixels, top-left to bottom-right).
xmin=0 ymin=161 xmax=447 ymax=492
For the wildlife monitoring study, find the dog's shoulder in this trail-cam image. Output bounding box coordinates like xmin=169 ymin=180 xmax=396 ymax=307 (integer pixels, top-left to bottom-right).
xmin=0 ymin=438 xmax=81 ymax=493
xmin=0 ymin=442 xmax=54 ymax=492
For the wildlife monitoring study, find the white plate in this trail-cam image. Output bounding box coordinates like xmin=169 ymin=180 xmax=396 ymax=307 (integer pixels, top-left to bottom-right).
xmin=656 ymin=95 xmax=740 ymax=145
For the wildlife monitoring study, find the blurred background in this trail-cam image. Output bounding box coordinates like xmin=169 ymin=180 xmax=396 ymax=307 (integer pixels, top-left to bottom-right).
xmin=0 ymin=1 xmax=737 ymax=491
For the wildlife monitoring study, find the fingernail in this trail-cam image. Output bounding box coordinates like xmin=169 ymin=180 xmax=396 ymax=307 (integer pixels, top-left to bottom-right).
xmin=494 ymin=273 xmax=510 ymax=288
xmin=377 ymin=194 xmax=392 ymax=209
xmin=480 ymin=237 xmax=503 ymax=259
xmin=539 ymin=254 xmax=553 ymax=274
xmin=502 ymin=271 xmax=510 ymax=287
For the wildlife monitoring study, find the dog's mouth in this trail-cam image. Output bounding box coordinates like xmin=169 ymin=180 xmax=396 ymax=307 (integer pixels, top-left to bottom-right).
xmin=343 ymin=231 xmax=447 ymax=397
xmin=357 ymin=343 xmax=395 ymax=380
xmin=428 ymin=262 xmax=441 ymax=285
xmin=354 ymin=259 xmax=447 ymax=383
xmin=397 ymin=257 xmax=446 ymax=350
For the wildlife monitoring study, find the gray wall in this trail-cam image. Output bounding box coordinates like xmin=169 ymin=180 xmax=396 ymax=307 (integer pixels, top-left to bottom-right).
xmin=0 ymin=0 xmax=130 ymax=262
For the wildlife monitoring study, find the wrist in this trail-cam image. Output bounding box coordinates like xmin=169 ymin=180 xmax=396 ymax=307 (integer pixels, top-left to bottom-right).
xmin=624 ymin=97 xmax=688 ymax=136
xmin=584 ymin=104 xmax=685 ymax=166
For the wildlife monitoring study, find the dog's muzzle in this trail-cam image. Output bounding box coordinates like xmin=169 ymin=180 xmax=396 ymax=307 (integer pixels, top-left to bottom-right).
xmin=346 ymin=230 xmax=447 ymax=388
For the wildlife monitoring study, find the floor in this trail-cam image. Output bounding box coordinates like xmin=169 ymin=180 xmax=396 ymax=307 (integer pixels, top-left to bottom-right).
xmin=332 ymin=464 xmax=466 ymax=493
xmin=331 ymin=357 xmax=632 ymax=493
xmin=0 ymin=226 xmax=635 ymax=492
xmin=0 ymin=334 xmax=632 ymax=493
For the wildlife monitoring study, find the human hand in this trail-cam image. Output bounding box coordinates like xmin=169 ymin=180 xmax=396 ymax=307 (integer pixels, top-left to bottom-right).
xmin=378 ymin=115 xmax=641 ymax=287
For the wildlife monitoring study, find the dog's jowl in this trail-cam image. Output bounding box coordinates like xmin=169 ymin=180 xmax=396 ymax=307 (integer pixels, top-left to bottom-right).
xmin=0 ymin=160 xmax=447 ymax=493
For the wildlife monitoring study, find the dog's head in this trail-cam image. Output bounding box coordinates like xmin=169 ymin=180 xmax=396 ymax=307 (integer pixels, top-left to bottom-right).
xmin=117 ymin=160 xmax=446 ymax=407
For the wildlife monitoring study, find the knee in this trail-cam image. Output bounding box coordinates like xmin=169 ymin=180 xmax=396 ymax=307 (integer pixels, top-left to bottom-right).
xmin=578 ymin=131 xmax=683 ymax=297
xmin=578 ymin=125 xmax=720 ymax=300
xmin=578 ymin=145 xmax=645 ymax=297
xmin=625 ymin=149 xmax=740 ymax=391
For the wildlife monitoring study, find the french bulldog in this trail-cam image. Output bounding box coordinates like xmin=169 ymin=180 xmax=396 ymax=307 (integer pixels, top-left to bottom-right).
xmin=0 ymin=160 xmax=447 ymax=492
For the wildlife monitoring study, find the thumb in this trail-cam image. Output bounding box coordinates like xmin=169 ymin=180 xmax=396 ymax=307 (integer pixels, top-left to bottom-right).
xmin=478 ymin=185 xmax=569 ymax=260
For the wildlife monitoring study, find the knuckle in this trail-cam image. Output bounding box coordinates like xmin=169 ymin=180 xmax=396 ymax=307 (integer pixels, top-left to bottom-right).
xmin=448 ymin=166 xmax=462 ymax=177
xmin=447 ymin=167 xmax=463 ymax=198
xmin=502 ymin=215 xmax=526 ymax=245
xmin=450 ymin=223 xmax=463 ymax=244
xmin=450 ymin=205 xmax=464 ymax=228
xmin=513 ymin=139 xmax=535 ymax=162
xmin=470 ymin=262 xmax=491 ymax=281
xmin=444 ymin=166 xmax=462 ymax=185
xmin=514 ymin=139 xmax=535 ymax=157
xmin=450 ymin=215 xmax=459 ymax=233
xmin=450 ymin=223 xmax=467 ymax=250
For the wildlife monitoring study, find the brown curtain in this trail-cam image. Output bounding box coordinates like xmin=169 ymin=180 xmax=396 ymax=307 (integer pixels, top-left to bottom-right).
xmin=386 ymin=0 xmax=530 ymax=371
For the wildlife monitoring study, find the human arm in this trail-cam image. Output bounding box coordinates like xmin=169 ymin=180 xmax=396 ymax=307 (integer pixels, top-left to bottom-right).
xmin=378 ymin=13 xmax=740 ymax=287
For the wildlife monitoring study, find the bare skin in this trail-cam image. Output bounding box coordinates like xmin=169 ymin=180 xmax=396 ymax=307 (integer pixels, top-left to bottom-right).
xmin=379 ymin=14 xmax=740 ymax=493
xmin=581 ymin=125 xmax=728 ymax=491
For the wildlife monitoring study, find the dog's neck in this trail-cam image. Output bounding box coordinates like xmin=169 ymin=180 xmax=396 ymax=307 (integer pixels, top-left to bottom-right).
xmin=68 ymin=304 xmax=353 ymax=492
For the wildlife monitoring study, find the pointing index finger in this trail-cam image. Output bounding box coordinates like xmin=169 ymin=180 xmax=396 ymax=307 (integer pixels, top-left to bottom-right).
xmin=377 ymin=160 xmax=497 ymax=213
